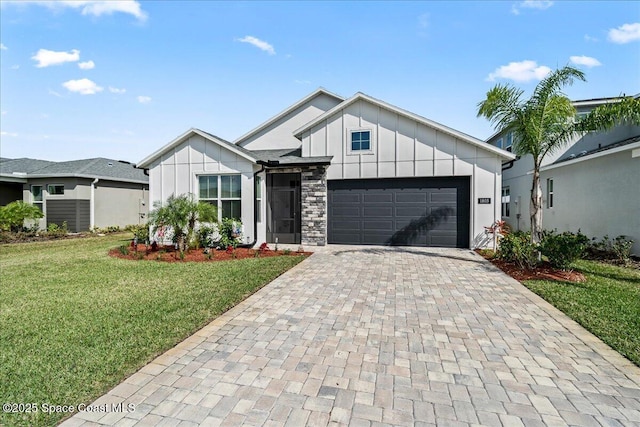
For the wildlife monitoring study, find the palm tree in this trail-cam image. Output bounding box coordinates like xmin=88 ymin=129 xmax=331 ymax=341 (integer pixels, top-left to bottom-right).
xmin=477 ymin=66 xmax=639 ymax=243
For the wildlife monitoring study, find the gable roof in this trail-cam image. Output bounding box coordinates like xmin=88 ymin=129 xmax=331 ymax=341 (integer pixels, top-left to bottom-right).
xmin=136 ymin=128 xmax=257 ymax=169
xmin=294 ymin=92 xmax=516 ymax=160
xmin=0 ymin=157 xmax=148 ymax=184
xmin=234 ymin=88 xmax=344 ymax=146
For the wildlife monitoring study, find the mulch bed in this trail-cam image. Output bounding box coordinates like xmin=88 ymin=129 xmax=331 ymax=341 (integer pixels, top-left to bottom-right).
xmin=110 ymin=244 xmax=312 ymax=262
xmin=476 ymin=250 xmax=586 ymax=283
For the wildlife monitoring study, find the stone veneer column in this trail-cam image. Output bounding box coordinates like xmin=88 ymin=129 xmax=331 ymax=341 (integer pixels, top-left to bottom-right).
xmin=301 ymin=166 xmax=327 ymax=246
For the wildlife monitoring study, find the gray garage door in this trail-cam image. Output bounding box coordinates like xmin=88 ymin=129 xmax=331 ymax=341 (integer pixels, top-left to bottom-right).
xmin=327 ymin=177 xmax=470 ymax=248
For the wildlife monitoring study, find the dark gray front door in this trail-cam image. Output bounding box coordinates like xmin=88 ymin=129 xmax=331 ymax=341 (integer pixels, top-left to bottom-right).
xmin=267 ymin=173 xmax=301 ymax=244
xmin=327 ymin=177 xmax=470 ymax=248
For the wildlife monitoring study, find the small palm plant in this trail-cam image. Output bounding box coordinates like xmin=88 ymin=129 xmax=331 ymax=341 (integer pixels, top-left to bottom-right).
xmin=149 ymin=193 xmax=217 ymax=253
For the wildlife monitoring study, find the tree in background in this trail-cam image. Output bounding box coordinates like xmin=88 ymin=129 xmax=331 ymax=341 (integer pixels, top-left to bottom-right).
xmin=478 ymin=66 xmax=640 ymax=243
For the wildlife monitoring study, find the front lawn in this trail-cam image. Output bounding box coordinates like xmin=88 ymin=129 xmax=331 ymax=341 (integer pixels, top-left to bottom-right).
xmin=523 ymin=259 xmax=640 ymax=367
xmin=0 ymin=234 xmax=306 ymax=427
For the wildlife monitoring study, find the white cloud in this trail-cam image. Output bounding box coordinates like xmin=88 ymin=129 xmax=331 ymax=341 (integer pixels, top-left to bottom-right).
xmin=487 ymin=60 xmax=551 ymax=82
xmin=294 ymin=79 xmax=311 ymax=85
xmin=78 ymin=60 xmax=95 ymax=70
xmin=137 ymin=95 xmax=151 ymax=104
xmin=584 ymin=34 xmax=598 ymax=42
xmin=1 ymin=111 xmax=6 ymax=115
xmin=418 ymin=13 xmax=429 ymax=29
xmin=109 ymin=86 xmax=126 ymax=94
xmin=32 ymin=48 xmax=80 ymax=67
xmin=62 ymin=78 xmax=103 ymax=95
xmin=237 ymin=36 xmax=275 ymax=55
xmin=11 ymin=65 xmax=20 ymax=70
xmin=0 ymin=43 xmax=7 ymax=50
xmin=13 ymin=1 xmax=147 ymax=22
xmin=511 ymin=0 xmax=553 ymax=15
xmin=1 ymin=131 xmax=19 ymax=137
xmin=569 ymin=55 xmax=602 ymax=68
xmin=48 ymin=89 xmax=63 ymax=97
xmin=608 ymin=23 xmax=640 ymax=44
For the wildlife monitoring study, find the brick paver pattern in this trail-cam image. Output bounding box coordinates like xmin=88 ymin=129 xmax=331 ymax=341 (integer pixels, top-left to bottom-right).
xmin=62 ymin=246 xmax=640 ymax=426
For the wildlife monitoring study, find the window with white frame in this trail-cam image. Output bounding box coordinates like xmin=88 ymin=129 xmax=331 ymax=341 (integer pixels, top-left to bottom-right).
xmin=496 ymin=137 xmax=503 ymax=149
xmin=350 ymin=130 xmax=371 ymax=151
xmin=47 ymin=184 xmax=64 ymax=195
xmin=199 ymin=174 xmax=242 ymax=220
xmin=255 ymin=176 xmax=262 ymax=223
xmin=501 ymin=187 xmax=510 ymax=217
xmin=505 ymin=132 xmax=513 ymax=152
xmin=547 ymin=178 xmax=554 ymax=208
xmin=31 ymin=185 xmax=43 ymax=212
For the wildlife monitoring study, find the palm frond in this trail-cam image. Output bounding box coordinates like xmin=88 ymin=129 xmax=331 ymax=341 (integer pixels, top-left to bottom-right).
xmin=578 ymin=96 xmax=640 ymax=132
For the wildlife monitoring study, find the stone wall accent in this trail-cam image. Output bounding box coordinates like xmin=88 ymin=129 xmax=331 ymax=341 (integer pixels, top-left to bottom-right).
xmin=300 ymin=166 xmax=327 ymax=246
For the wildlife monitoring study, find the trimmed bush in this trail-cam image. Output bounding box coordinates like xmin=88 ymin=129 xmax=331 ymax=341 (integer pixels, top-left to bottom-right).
xmin=497 ymin=231 xmax=539 ymax=270
xmin=540 ymin=230 xmax=589 ymax=270
xmin=0 ymin=201 xmax=44 ymax=232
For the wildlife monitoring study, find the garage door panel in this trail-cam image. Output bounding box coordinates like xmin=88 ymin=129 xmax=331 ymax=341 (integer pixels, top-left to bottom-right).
xmin=364 ymin=193 xmax=394 ymax=203
xmin=328 ymin=177 xmax=470 ymax=248
xmin=363 ymin=220 xmax=393 ymax=230
xmin=333 ymin=193 xmax=361 ymax=203
xmin=395 ymin=193 xmax=427 ymax=203
xmin=332 ymin=220 xmax=361 ymax=230
xmin=363 ymin=206 xmax=393 ymax=217
xmin=395 ymin=206 xmax=429 ymax=217
xmin=429 ymin=191 xmax=457 ymax=202
xmin=332 ymin=206 xmax=361 ymax=217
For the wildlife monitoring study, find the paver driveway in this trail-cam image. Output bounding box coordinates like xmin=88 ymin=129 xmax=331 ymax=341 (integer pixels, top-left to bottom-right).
xmin=63 ymin=246 xmax=640 ymax=426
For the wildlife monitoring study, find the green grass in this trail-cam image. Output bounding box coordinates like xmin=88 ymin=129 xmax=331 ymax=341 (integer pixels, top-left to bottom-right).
xmin=523 ymin=259 xmax=640 ymax=367
xmin=0 ymin=234 xmax=306 ymax=427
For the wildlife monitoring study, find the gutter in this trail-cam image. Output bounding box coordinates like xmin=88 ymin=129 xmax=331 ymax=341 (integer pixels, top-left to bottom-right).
xmin=90 ymin=178 xmax=99 ymax=229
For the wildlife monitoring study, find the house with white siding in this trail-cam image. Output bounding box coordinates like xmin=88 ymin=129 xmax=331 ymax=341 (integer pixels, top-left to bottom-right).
xmin=137 ymin=89 xmax=515 ymax=248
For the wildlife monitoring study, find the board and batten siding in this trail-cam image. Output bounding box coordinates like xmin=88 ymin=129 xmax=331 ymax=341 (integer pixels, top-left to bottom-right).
xmin=299 ymin=99 xmax=503 ymax=247
xmin=148 ymin=133 xmax=257 ymax=244
xmin=237 ymin=92 xmax=343 ymax=151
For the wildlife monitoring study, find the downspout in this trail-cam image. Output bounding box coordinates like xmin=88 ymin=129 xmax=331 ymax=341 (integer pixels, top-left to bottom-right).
xmin=237 ymin=164 xmax=265 ymax=249
xmin=90 ymin=178 xmax=99 ymax=230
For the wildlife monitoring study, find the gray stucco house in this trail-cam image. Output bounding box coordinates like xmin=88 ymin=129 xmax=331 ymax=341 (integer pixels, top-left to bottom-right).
xmin=487 ymin=95 xmax=640 ymax=254
xmin=137 ymin=89 xmax=515 ymax=248
xmin=0 ymin=157 xmax=149 ymax=232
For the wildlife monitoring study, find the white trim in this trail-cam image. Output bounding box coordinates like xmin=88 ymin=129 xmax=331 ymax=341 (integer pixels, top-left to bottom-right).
xmin=294 ymin=92 xmax=516 ymax=161
xmin=234 ymin=88 xmax=344 ymax=146
xmin=540 ymin=141 xmax=640 ymax=172
xmin=346 ymin=128 xmax=375 ymax=156
xmin=137 ymin=128 xmax=256 ymax=168
xmin=24 ymin=174 xmax=147 ymax=185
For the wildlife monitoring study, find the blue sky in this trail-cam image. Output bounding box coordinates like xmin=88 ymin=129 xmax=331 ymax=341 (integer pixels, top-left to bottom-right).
xmin=1 ymin=1 xmax=639 ymax=163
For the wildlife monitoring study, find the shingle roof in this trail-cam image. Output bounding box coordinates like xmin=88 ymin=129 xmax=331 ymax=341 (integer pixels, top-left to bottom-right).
xmin=0 ymin=157 xmax=148 ymax=183
xmin=0 ymin=158 xmax=56 ymax=174
xmin=250 ymin=148 xmax=332 ymax=166
xmin=552 ymin=134 xmax=640 ymax=165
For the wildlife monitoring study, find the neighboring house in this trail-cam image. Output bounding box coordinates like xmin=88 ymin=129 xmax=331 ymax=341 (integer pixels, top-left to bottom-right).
xmin=0 ymin=157 xmax=149 ymax=232
xmin=137 ymin=88 xmax=515 ymax=248
xmin=487 ymin=96 xmax=640 ymax=254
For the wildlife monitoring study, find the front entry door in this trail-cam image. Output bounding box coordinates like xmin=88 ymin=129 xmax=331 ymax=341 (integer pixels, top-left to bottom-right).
xmin=267 ymin=173 xmax=301 ymax=244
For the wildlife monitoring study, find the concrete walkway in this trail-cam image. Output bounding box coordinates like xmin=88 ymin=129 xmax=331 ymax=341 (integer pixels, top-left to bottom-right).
xmin=63 ymin=246 xmax=640 ymax=426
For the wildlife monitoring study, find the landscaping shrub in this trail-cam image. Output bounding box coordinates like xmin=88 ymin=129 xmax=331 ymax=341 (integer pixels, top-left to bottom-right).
xmin=127 ymin=223 xmax=150 ymax=243
xmin=218 ymin=218 xmax=243 ymax=249
xmin=589 ymin=235 xmax=634 ymax=265
xmin=46 ymin=221 xmax=68 ymax=237
xmin=540 ymin=230 xmax=589 ymax=270
xmin=0 ymin=200 xmax=43 ymax=232
xmin=197 ymin=224 xmax=219 ymax=249
xmin=497 ymin=231 xmax=539 ymax=270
